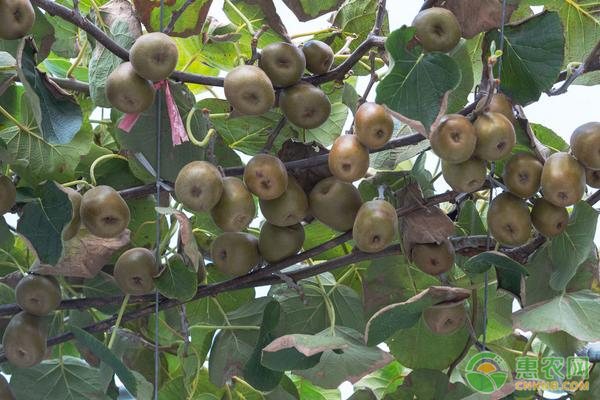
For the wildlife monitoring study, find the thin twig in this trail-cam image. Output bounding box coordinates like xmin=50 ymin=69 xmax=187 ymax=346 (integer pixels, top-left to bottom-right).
xmin=164 ymin=0 xmax=195 ymax=34
xmin=261 ymin=116 xmax=286 ymax=153
xmin=551 ymin=40 xmax=600 ymax=95
xmin=247 ymin=25 xmax=269 ymax=65
xmin=371 ymin=0 xmax=387 ymax=36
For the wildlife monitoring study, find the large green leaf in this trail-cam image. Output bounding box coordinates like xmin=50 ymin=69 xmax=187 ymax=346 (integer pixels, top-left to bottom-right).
xmin=208 ymin=297 xmax=272 ymax=386
xmin=530 ymin=123 xmax=569 ymax=152
xmin=385 ymin=369 xmax=474 ymax=400
xmin=244 ymin=300 xmax=283 ymax=391
xmin=155 ymin=255 xmax=198 ymax=301
xmin=133 ymin=0 xmax=212 ymax=37
xmin=290 ymin=376 xmax=341 ymax=400
xmin=16 ymin=38 xmax=82 ymax=145
xmin=331 ymin=0 xmax=390 ymax=52
xmin=89 ymin=11 xmax=140 ymax=108
xmin=70 ymin=325 xmax=138 ymax=397
xmin=0 ymin=216 xmax=14 ymax=251
xmin=486 ymin=11 xmax=565 ymax=105
xmin=115 ymin=83 xmax=242 ymax=182
xmin=282 ymin=0 xmax=344 ymax=21
xmin=9 ymin=357 xmax=110 ymax=400
xmin=388 ymin=316 xmax=470 ymax=370
xmin=365 ymin=286 xmax=471 ymax=346
xmin=447 ymin=39 xmax=475 ymax=113
xmin=294 ymin=327 xmax=394 ymax=390
xmin=549 ymin=201 xmax=598 ymax=290
xmin=17 ymin=181 xmax=71 ymax=265
xmin=513 ymin=290 xmax=600 ymax=341
xmin=375 ymin=26 xmax=461 ymax=131
xmin=354 ymin=361 xmax=405 ymax=399
xmin=526 ymin=0 xmax=600 ymax=85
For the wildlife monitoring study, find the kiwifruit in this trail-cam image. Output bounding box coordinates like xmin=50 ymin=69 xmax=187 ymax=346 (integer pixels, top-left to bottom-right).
xmin=328 ymin=135 xmax=370 ymax=183
xmin=243 ymin=154 xmax=288 ymax=200
xmin=302 ymin=40 xmax=334 ymax=75
xmin=423 ymin=300 xmax=467 ymax=335
xmin=80 ymin=186 xmax=130 ymax=238
xmin=210 ymin=232 xmax=259 ymax=277
xmin=309 ymin=177 xmax=362 ymax=232
xmin=541 ymin=152 xmax=586 ymax=207
xmin=531 ymin=198 xmax=569 ymax=238
xmin=441 ymin=158 xmax=486 ymax=193
xmin=570 ymin=122 xmax=600 ymax=170
xmin=15 ymin=274 xmax=61 ymax=316
xmin=2 ymin=311 xmax=47 ymax=368
xmin=354 ymin=102 xmax=394 ymax=150
xmin=430 ymin=114 xmax=477 ymax=164
xmin=0 ymin=0 xmax=35 ymax=40
xmin=259 ymin=42 xmax=306 ymax=87
xmin=352 ymin=199 xmax=398 ymax=253
xmin=106 ymin=62 xmax=155 ymax=114
xmin=113 ymin=247 xmax=158 ymax=295
xmin=488 ymin=192 xmax=532 ymax=246
xmin=211 ymin=177 xmax=256 ymax=232
xmin=412 ymin=7 xmax=461 ymax=53
xmin=473 ymin=112 xmax=516 ymax=161
xmin=411 ymin=241 xmax=455 ymax=276
xmin=174 ymin=161 xmax=224 ymax=213
xmin=224 ymin=65 xmax=275 ymax=116
xmin=259 ymin=176 xmax=308 ymax=227
xmin=130 ymin=32 xmax=179 ymax=82
xmin=258 ymin=222 xmax=305 ymax=263
xmin=279 ymin=83 xmax=331 ymax=129
xmin=503 ymin=152 xmax=543 ymax=199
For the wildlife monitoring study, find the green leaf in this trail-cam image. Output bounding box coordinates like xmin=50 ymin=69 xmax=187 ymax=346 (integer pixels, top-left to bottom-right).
xmin=133 ymin=0 xmax=213 ymax=37
xmin=155 ymin=255 xmax=198 ymax=301
xmin=82 ymin=272 xmax=122 ymax=314
xmin=16 ymin=38 xmax=82 ymax=145
xmin=447 ymin=39 xmax=475 ymax=113
xmin=530 ymin=123 xmax=569 ymax=152
xmin=375 ymin=26 xmax=461 ymax=131
xmin=41 ymin=57 xmax=89 ymax=82
xmin=0 ymin=51 xmax=16 ymax=88
xmin=513 ymin=290 xmax=600 ymax=341
xmin=464 ymin=251 xmax=529 ymax=276
xmin=455 ymin=200 xmax=487 ymax=236
xmin=208 ymin=297 xmax=272 ymax=386
xmin=244 ymin=300 xmax=284 ymax=391
xmin=549 ymin=201 xmax=598 ymax=291
xmin=290 ymin=376 xmax=341 ymax=400
xmin=528 ymin=0 xmax=600 ymax=85
xmin=365 ymin=286 xmax=471 ymax=346
xmin=261 ymin=334 xmax=347 ymax=371
xmin=354 ymin=361 xmax=405 ymax=398
xmin=294 ymin=327 xmax=394 ymax=389
xmin=186 ymin=266 xmax=255 ymax=325
xmin=302 ymin=220 xmax=348 ymax=261
xmin=70 ymin=325 xmax=138 ymax=396
xmin=9 ymin=356 xmax=110 ymax=400
xmin=16 ymin=181 xmax=71 ymax=265
xmin=385 ymin=369 xmax=474 ymax=400
xmin=283 ymin=0 xmax=345 ymax=21
xmin=115 ymin=83 xmax=241 ymax=182
xmin=486 ymin=11 xmax=565 ymax=105
xmin=331 ymin=0 xmax=389 ymax=52
xmin=388 ymin=316 xmax=470 ymax=370
xmin=360 ymin=255 xmax=438 ymax=318
xmin=0 ymin=216 xmax=14 ymax=251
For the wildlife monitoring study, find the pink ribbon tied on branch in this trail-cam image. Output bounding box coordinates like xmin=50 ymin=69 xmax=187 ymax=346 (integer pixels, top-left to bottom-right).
xmin=118 ymin=80 xmax=189 ymax=146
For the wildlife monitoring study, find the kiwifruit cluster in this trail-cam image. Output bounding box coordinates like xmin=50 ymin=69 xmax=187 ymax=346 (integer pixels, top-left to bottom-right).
xmin=106 ymin=32 xmax=179 ymax=114
xmin=224 ymin=40 xmax=335 ymax=129
xmin=2 ymin=273 xmax=62 ymax=368
xmin=486 ymin=121 xmax=600 ymax=247
xmin=174 ymin=152 xmax=399 ymax=276
xmin=328 ymin=102 xmax=395 ymax=183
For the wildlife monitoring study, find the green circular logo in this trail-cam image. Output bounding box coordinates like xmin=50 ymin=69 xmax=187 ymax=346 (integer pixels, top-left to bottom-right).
xmin=465 ymin=351 xmax=509 ymax=394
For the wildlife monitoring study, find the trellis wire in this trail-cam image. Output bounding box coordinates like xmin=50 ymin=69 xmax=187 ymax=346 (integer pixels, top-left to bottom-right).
xmin=154 ymin=1 xmax=165 ymax=399
xmin=482 ymin=0 xmax=508 ymax=352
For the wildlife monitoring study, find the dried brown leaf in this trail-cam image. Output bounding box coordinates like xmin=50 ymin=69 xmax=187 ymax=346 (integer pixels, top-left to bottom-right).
xmin=32 ymin=229 xmax=131 ymax=278
xmin=278 ymin=140 xmax=331 ymax=193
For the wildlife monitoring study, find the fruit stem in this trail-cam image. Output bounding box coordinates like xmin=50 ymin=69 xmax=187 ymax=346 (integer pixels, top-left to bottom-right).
xmin=315 ymin=276 xmax=336 ymax=336
xmin=108 ymin=294 xmax=130 ymax=349
xmin=66 ymin=39 xmax=88 ymax=78
xmin=186 ymin=108 xmax=216 ymax=148
xmin=0 ymin=105 xmax=36 ymax=136
xmin=290 ymin=28 xmax=338 ymax=40
xmin=89 ymin=153 xmax=128 ymax=186
xmin=224 ymin=0 xmax=255 ymax=35
xmin=62 ymin=179 xmax=93 ymax=189
xmin=521 ymin=332 xmax=537 ymax=356
xmin=190 ymin=325 xmax=260 ymax=330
